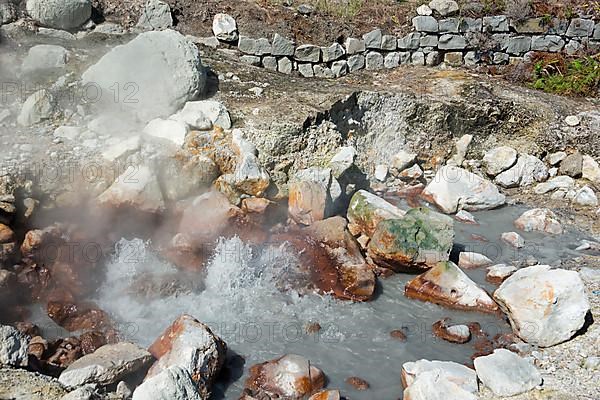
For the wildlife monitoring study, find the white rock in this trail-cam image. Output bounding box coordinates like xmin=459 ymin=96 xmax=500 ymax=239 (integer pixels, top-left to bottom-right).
xmin=533 ymin=175 xmax=575 ymax=194
xmin=416 ymin=4 xmax=433 ymax=16
xmin=17 ymin=89 xmax=54 ymax=126
xmin=573 ymin=185 xmax=598 ymax=206
xmin=0 ymin=325 xmax=29 ymax=367
xmin=494 ymin=265 xmax=590 ymax=347
xmin=565 ymin=115 xmax=580 ymax=127
xmin=61 ymin=385 xmax=98 ymax=400
xmin=487 ymin=264 xmax=517 ymax=282
xmin=233 ymin=154 xmax=271 ymax=196
xmin=483 ymin=146 xmax=518 ymax=176
xmin=232 ymin=129 xmax=257 ymax=156
xmin=54 ymin=126 xmax=81 ymax=140
xmin=26 ymin=0 xmax=92 ymax=30
xmin=374 ymin=165 xmax=388 ymax=181
xmin=403 ymin=369 xmax=477 ymax=400
xmin=449 ymin=134 xmax=472 ymax=166
xmin=547 ymin=151 xmax=567 ymax=166
xmin=391 ymin=150 xmax=417 ymax=171
xmin=169 ymin=100 xmax=231 ymax=130
xmin=143 ymin=118 xmax=189 ymax=147
xmin=454 ymin=210 xmax=477 ymax=224
xmin=101 ymin=136 xmax=141 ymax=162
xmin=212 ymin=13 xmax=237 ymax=41
xmin=422 ymin=166 xmax=506 ymax=213
xmin=132 ymin=366 xmax=201 ymax=400
xmin=514 ymin=208 xmax=563 ymax=235
xmin=22 ymin=44 xmax=68 ymax=74
xmin=137 ymin=0 xmax=173 ymax=31
xmin=501 ymin=231 xmax=525 ymax=248
xmin=495 ymin=154 xmax=548 ymax=188
xmin=579 ymin=267 xmax=600 ymax=283
xmin=458 ymin=251 xmax=493 ymax=268
xmin=582 ymin=155 xmax=600 ymax=184
xmin=474 ymin=349 xmax=541 ymax=396
xmin=329 ymin=146 xmax=356 ymax=177
xmin=428 ymin=0 xmax=459 ymax=16
xmin=399 ymin=164 xmax=423 ymax=180
xmin=402 ymin=359 xmax=477 ymax=392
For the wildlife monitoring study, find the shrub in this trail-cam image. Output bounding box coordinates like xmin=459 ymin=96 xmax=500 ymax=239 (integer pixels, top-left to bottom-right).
xmin=531 ymin=55 xmax=600 ymax=97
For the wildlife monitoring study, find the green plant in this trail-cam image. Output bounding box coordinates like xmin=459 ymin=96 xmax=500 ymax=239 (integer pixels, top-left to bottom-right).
xmin=312 ymin=0 xmax=365 ymax=18
xmin=531 ymin=56 xmax=600 ymax=97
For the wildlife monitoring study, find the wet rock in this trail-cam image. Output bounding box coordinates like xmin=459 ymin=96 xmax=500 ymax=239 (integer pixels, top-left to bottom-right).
xmin=20 ymin=225 xmax=64 ymax=262
xmin=390 ymin=329 xmax=407 ymax=341
xmin=559 ymin=152 xmax=583 ymax=178
xmin=494 ymin=265 xmax=590 ymax=347
xmin=454 ymin=210 xmax=477 ymax=224
xmin=533 ymin=175 xmax=575 ymax=194
xmin=403 ymin=369 xmax=478 ymax=400
xmin=432 ymin=319 xmax=471 ymax=344
xmin=146 ymin=315 xmax=226 ymax=398
xmin=26 ymin=0 xmax=92 ymax=30
xmin=0 ymin=325 xmax=29 ymax=367
xmin=482 ymin=146 xmax=518 ymax=176
xmin=0 ymin=224 xmax=14 ymax=243
xmin=289 ymin=181 xmax=327 ymax=225
xmin=514 ymin=208 xmax=563 ymax=235
xmin=346 ymin=376 xmax=369 ymax=390
xmin=82 ymin=30 xmax=204 ymax=120
xmin=405 ymin=261 xmax=499 ymax=313
xmin=97 ymin=165 xmax=165 ymax=214
xmin=401 ymin=359 xmax=477 ymax=393
xmin=458 ymin=252 xmax=492 ymax=269
xmin=474 ymin=349 xmax=541 ymax=396
xmin=573 ymin=186 xmax=598 ymax=206
xmin=137 ymin=0 xmax=173 ymax=31
xmin=495 ymin=154 xmax=548 ymax=188
xmin=17 ymin=89 xmax=54 ymax=126
xmin=0 ymin=367 xmax=67 ymax=399
xmin=143 ymin=118 xmax=188 ymax=147
xmin=132 ymin=366 xmax=201 ymax=400
xmin=59 ymin=342 xmax=152 ymax=387
xmin=212 ymin=13 xmax=237 ymax=41
xmin=429 ymin=0 xmax=459 ymax=16
xmin=367 ymin=207 xmax=454 ymax=272
xmin=347 ymin=190 xmax=405 ymax=237
xmin=308 ymin=390 xmax=340 ymax=400
xmin=47 ymin=301 xmax=112 ymax=333
xmin=501 ymin=232 xmax=524 ymax=248
xmin=243 ymin=354 xmax=325 ymax=399
xmin=422 ymin=166 xmax=505 ymax=213
xmin=170 ymin=100 xmax=231 ymax=130
xmin=582 ymin=155 xmax=600 ymax=184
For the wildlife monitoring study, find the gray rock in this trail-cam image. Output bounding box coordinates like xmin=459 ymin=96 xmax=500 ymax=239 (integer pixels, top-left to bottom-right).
xmin=363 ymin=29 xmax=382 ymax=49
xmin=533 ymin=176 xmax=574 ymax=194
xmin=59 ymin=342 xmax=153 ymax=387
xmin=495 ymin=154 xmax=548 ymax=187
xmin=240 ymin=55 xmax=261 ymax=66
xmin=483 ymin=15 xmax=509 ymax=32
xmin=444 ymin=52 xmax=463 ymax=66
xmin=531 ymin=35 xmax=565 ymax=52
xmin=381 ymin=34 xmax=397 ymax=50
xmin=0 ymin=367 xmax=67 ymax=399
xmin=417 ymin=4 xmax=433 ymax=16
xmin=238 ymin=35 xmax=257 ymax=54
xmin=272 ymin=33 xmax=295 ymax=56
xmin=0 ymin=2 xmax=17 ymax=25
xmin=0 ymin=325 xmax=29 ymax=367
xmin=295 ymin=44 xmax=320 ymax=62
xmin=322 ymin=43 xmax=345 ymax=62
xmin=329 ymin=146 xmax=356 ymax=177
xmin=565 ymin=39 xmax=581 ymax=55
xmin=399 ymin=51 xmax=412 ymax=64
xmin=474 ymin=349 xmax=541 ymax=396
xmin=398 ymin=32 xmax=421 ymax=50
xmin=411 ymin=51 xmax=425 ymax=66
xmin=26 ymin=0 xmax=92 ymax=30
xmin=82 ymin=30 xmax=204 ymax=120
xmin=262 ymin=56 xmax=277 ymax=71
xmin=347 ymin=54 xmax=365 ymax=72
xmin=413 ymin=16 xmax=438 ymax=33
xmin=420 ymin=34 xmax=438 ymax=47
xmin=191 ymin=36 xmax=219 ymax=48
xmin=254 ymin=38 xmax=272 ymax=55
xmin=132 ymin=366 xmax=201 ymax=400
xmin=93 ymin=22 xmax=125 ymax=35
xmin=573 ymin=185 xmax=598 ymax=206
xmin=566 ymin=18 xmax=595 ymax=37
xmin=426 ymin=51 xmax=442 ymax=66
xmin=559 ymin=152 xmax=583 ymax=178
xmin=22 ymin=44 xmax=68 ymax=74
xmin=61 ymin=386 xmax=98 ymax=400
xmin=344 ymin=37 xmax=365 ymax=54
xmin=428 ymin=0 xmax=459 ymax=16
xmin=212 ymin=13 xmax=237 ymax=41
xmin=491 ymin=33 xmax=510 ymax=50
xmin=365 ymin=51 xmax=384 ymax=70
xmin=384 ymin=52 xmax=400 ymax=68
xmin=483 ymin=146 xmax=518 ymax=176
xmin=137 ymin=0 xmax=173 ymax=31
xmin=547 ymin=151 xmax=567 ymax=166
xmin=313 ymin=64 xmax=334 ymax=78
xmin=438 ymin=34 xmax=467 ymax=50
xmin=17 ymin=89 xmax=54 ymax=126
xmin=331 ymin=60 xmax=348 ymax=77
xmin=507 ymin=36 xmax=532 ymax=55
xmin=277 ymin=57 xmax=293 ymax=74
xmin=439 ymin=18 xmax=459 ymax=33
xmin=511 ymin=18 xmax=547 ymax=34
xmin=297 ymin=63 xmax=314 ymax=77
xmin=459 ymin=18 xmax=482 ymax=33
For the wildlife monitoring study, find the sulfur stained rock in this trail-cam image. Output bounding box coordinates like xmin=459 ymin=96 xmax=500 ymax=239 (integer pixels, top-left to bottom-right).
xmin=288 ymin=181 xmax=328 ymax=225
xmin=514 ymin=208 xmax=563 ymax=235
xmin=347 ymin=190 xmax=406 ymax=237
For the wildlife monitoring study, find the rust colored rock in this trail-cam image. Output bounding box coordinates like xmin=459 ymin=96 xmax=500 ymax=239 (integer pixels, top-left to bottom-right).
xmin=289 ymin=180 xmax=328 ymax=226
xmin=390 ymin=329 xmax=408 ymax=341
xmin=15 ymin=321 xmax=40 ymax=337
xmin=432 ymin=318 xmax=471 ymax=344
xmin=161 ymin=233 xmax=209 ymax=271
xmin=28 ymin=335 xmax=49 ymax=360
xmin=346 ymin=376 xmax=370 ymax=390
xmin=243 ymin=354 xmax=325 ymax=399
xmin=47 ymin=337 xmax=82 ymax=368
xmin=309 ymin=390 xmax=341 ymax=400
xmin=79 ymin=331 xmax=109 ymax=355
xmin=20 ymin=225 xmax=64 ymax=262
xmin=241 ymin=197 xmax=275 ymax=214
xmin=0 ymin=223 xmax=15 ymax=243
xmin=305 ymin=322 xmax=322 ymax=334
xmin=47 ymin=301 xmax=112 ymax=332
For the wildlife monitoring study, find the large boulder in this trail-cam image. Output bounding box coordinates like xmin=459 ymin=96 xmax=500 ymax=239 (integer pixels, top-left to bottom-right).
xmin=401 ymin=359 xmax=477 ymax=393
xmin=422 ymin=166 xmax=505 ymax=213
xmin=493 ymin=265 xmax=590 ymax=347
xmin=514 ymin=208 xmax=563 ymax=235
xmin=288 ymin=180 xmax=327 ymax=225
xmin=146 ymin=315 xmax=226 ymax=398
xmin=482 ymin=146 xmax=518 ymax=176
xmin=26 ymin=0 xmax=92 ymax=30
xmin=474 ymin=349 xmax=541 ymax=396
xmin=0 ymin=325 xmax=29 ymax=367
xmin=132 ymin=366 xmax=201 ymax=400
xmin=347 ymin=190 xmax=406 ymax=237
xmin=495 ymin=154 xmax=548 ymax=188
xmin=242 ymin=354 xmax=325 ymax=399
xmin=22 ymin=44 xmax=69 ymax=75
xmin=59 ymin=342 xmax=153 ymax=387
xmin=82 ymin=30 xmax=205 ymax=120
xmin=403 ymin=369 xmax=477 ymax=400
xmin=405 ymin=261 xmax=499 ymax=313
xmin=367 ymin=207 xmax=454 ymax=272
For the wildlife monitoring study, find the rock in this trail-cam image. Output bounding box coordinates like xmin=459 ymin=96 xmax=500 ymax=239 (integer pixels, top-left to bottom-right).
xmin=514 ymin=208 xmax=563 ymax=235
xmin=59 ymin=342 xmax=152 ymax=387
xmin=482 ymin=146 xmax=517 ymax=176
xmin=573 ymin=185 xmax=598 ymax=206
xmin=458 ymin=252 xmax=492 ymax=268
xmin=374 ymin=165 xmax=388 ymax=181
xmin=417 ymin=4 xmax=433 ymax=16
xmin=422 ymin=166 xmax=506 ymax=213
xmin=494 ymin=265 xmax=590 ymax=347
xmin=0 ymin=367 xmax=67 ymax=399
xmin=232 ymin=154 xmax=270 ymax=196
xmin=444 ymin=52 xmax=463 ymax=66
xmin=449 ymin=134 xmax=472 ymax=166
xmin=413 ymin=16 xmax=439 ymax=33
xmin=295 ymin=44 xmax=320 ymax=62
xmin=495 ymin=154 xmax=548 ymax=188
xmin=501 ymin=232 xmax=524 ymax=248
xmin=278 ymin=57 xmax=293 ymax=74
xmin=102 ymin=136 xmax=141 ymax=162
xmin=344 ymin=37 xmax=365 ymax=54
xmin=321 ymin=43 xmax=345 ymax=63
xmin=0 ymin=224 xmax=14 ymax=243
xmin=390 ymin=329 xmax=407 ymax=341
xmin=365 ymin=51 xmax=384 ymax=70
xmin=405 ymin=261 xmax=499 ymax=313
xmin=146 ymin=315 xmax=226 ymax=398
xmin=347 ymin=190 xmax=406 ymax=237
xmin=289 ymin=181 xmax=327 ymax=225
xmin=363 ymin=29 xmax=382 ymax=49
xmin=582 ymin=155 xmax=600 ymax=184
xmin=347 ymin=54 xmax=365 ymax=72
xmin=212 ymin=13 xmax=237 ymax=41
xmin=272 ymin=33 xmax=294 ymax=56
xmin=243 ymin=354 xmax=325 ymax=399
xmin=398 ymin=32 xmax=421 ymax=50
xmin=329 ymin=146 xmax=356 ymax=178
xmin=346 ymin=376 xmax=369 ymax=390
xmin=533 ymin=176 xmax=575 ymax=194
xmin=143 ymin=118 xmax=188 ymax=147
xmin=507 ymin=36 xmax=532 ymax=55
xmin=566 ymin=18 xmax=595 ymax=37
xmin=428 ymin=0 xmax=459 ymax=16
xmin=308 ymin=390 xmax=340 ymax=400
xmin=547 ymin=151 xmax=567 ymax=166
xmin=297 ymin=63 xmax=314 ymax=77
xmin=583 ymin=356 xmax=600 ymax=370
xmin=97 ymin=165 xmax=165 ymax=214
xmin=455 ymin=210 xmax=477 ymax=224
xmin=137 ymin=0 xmax=172 ymax=31
xmin=531 ymin=35 xmax=565 ymax=52
xmin=82 ymin=30 xmax=204 ymax=120
xmin=565 ymin=115 xmax=581 ymax=126
xmin=486 ymin=264 xmax=517 ymax=284
xmin=26 ymin=0 xmax=92 ymax=30
xmin=22 ymin=44 xmax=68 ymax=74
xmin=483 ymin=15 xmax=509 ymax=32
xmin=61 ymin=386 xmax=99 ymax=400
xmin=401 ymin=359 xmax=477 ymax=393
xmin=438 ymin=34 xmax=467 ymax=50
xmin=559 ymin=152 xmax=583 ymax=178
xmin=0 ymin=2 xmax=17 ymax=24
xmin=0 ymin=325 xmax=29 ymax=367
xmin=381 ymin=34 xmax=397 ymax=50
xmin=158 ymin=154 xmax=219 ymax=201
xmin=170 ymin=100 xmax=231 ymax=130
xmin=432 ymin=319 xmax=471 ymax=344
xmin=368 ymin=207 xmax=454 ymax=272
xmin=17 ymin=89 xmax=54 ymax=126
xmin=474 ymin=349 xmax=541 ymax=396
xmin=132 ymin=366 xmax=201 ymax=400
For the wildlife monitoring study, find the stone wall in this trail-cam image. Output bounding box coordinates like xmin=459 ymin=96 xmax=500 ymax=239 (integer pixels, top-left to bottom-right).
xmin=208 ymin=6 xmax=600 ymax=78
